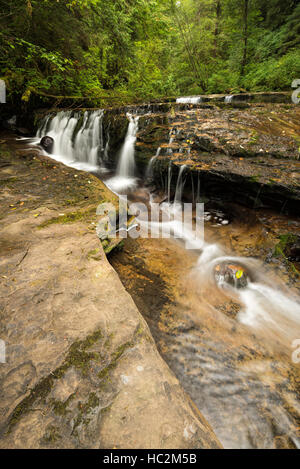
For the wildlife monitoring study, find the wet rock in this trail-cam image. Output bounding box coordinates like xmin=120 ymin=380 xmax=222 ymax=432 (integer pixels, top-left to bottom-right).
xmin=289 ymin=239 xmax=300 ymax=260
xmin=214 ymin=263 xmax=249 ymax=289
xmin=130 ymin=103 xmax=300 ymax=214
xmin=277 ymin=234 xmax=300 ymax=263
xmin=2 ymin=115 xmax=17 ymax=132
xmin=40 ymin=136 xmax=54 ymax=154
xmin=16 ymin=127 xmax=31 ymax=137
xmin=192 ymin=136 xmax=218 ymax=152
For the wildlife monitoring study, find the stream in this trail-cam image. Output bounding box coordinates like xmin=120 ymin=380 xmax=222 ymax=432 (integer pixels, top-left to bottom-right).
xmin=22 ymin=109 xmax=300 ymax=449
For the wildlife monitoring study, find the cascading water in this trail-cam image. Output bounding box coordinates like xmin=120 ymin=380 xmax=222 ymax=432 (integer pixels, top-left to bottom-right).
xmin=225 ymin=95 xmax=234 ymax=104
xmin=176 ymin=96 xmax=203 ymax=104
xmin=167 ymin=163 xmax=172 ymax=203
xmin=141 ymin=153 xmax=300 ymax=348
xmin=166 ymin=128 xmax=175 ymax=156
xmin=20 ymin=98 xmax=300 ymax=448
xmin=117 ymin=114 xmax=139 ymax=177
xmin=36 ymin=110 xmax=106 ymax=172
xmin=196 ymin=248 xmax=300 ymax=345
xmin=174 ymin=165 xmax=187 ymax=203
xmin=104 ymin=133 xmax=110 ymax=162
xmin=35 ymin=105 xmax=300 ymax=349
xmin=146 ymin=147 xmax=161 ymax=180
xmin=106 ymin=113 xmax=139 ymax=193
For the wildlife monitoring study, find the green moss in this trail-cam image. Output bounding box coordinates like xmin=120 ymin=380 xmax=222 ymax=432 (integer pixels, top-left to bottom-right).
xmin=274 ymin=234 xmax=298 ymax=257
xmin=274 ymin=234 xmax=299 ymax=276
xmin=249 ymin=175 xmax=261 ymax=183
xmin=81 ymin=392 xmax=100 ymax=412
xmin=100 ymin=403 xmax=113 ymax=415
xmin=72 ymin=392 xmax=101 ymax=434
xmin=38 ymin=207 xmax=96 ymax=229
xmin=50 ymin=393 xmax=76 ymax=416
xmin=249 ymin=131 xmax=259 ymax=146
xmin=88 ymin=248 xmax=100 ymax=257
xmin=87 ymin=248 xmax=102 ymax=261
xmin=103 ymin=239 xmax=124 ymax=255
xmin=98 ymin=340 xmax=134 ymax=380
xmin=41 ymin=425 xmax=62 ymax=444
xmin=6 ymin=329 xmax=103 ymax=434
xmin=0 ymin=177 xmax=20 ymax=186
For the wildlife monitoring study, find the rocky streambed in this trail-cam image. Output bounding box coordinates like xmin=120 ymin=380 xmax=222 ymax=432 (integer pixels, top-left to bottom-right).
xmin=0 ymin=95 xmax=299 ymax=449
xmin=0 ymin=134 xmax=221 ymax=449
xmin=110 ymin=199 xmax=300 ymax=449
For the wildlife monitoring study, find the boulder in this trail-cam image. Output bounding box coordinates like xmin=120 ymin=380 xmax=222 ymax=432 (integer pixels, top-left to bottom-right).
xmin=214 ymin=263 xmax=249 ymax=289
xmin=40 ymin=136 xmax=54 ymax=154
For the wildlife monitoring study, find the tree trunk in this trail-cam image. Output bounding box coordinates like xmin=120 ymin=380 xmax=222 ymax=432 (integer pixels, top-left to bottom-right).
xmin=170 ymin=0 xmax=207 ymax=91
xmin=214 ymin=0 xmax=222 ymax=57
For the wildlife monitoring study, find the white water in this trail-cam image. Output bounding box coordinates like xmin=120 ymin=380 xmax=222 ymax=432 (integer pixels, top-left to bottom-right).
xmin=174 ymin=165 xmax=187 ymax=203
xmin=106 ymin=113 xmax=139 ymax=193
xmin=197 ymin=249 xmax=300 ymax=343
xmin=225 ymin=95 xmax=234 ymax=103
xmin=167 ymin=163 xmax=172 ymax=203
xmin=117 ymin=114 xmax=139 ymax=177
xmin=36 ymin=110 xmax=106 ymax=172
xmin=164 ymin=162 xmax=187 ymax=205
xmin=146 ymin=147 xmax=161 ymax=180
xmin=238 ymin=283 xmax=300 ymax=334
xmin=167 ymin=135 xmax=174 ymax=155
xmin=176 ymin=96 xmax=203 ymax=104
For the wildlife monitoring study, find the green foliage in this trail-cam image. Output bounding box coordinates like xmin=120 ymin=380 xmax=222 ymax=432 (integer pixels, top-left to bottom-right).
xmin=0 ymin=0 xmax=299 ymax=103
xmin=243 ymin=49 xmax=300 ymax=91
xmin=207 ymin=68 xmax=240 ymax=94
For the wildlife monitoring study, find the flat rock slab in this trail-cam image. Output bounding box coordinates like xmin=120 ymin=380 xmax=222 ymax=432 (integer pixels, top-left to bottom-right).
xmin=0 ymin=136 xmax=221 ymax=449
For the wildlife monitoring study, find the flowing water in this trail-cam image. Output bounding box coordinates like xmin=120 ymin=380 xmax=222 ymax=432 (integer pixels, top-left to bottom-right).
xmin=176 ymin=96 xmax=203 ymax=104
xmin=29 ymin=109 xmax=300 ymax=449
xmin=146 ymin=147 xmax=161 ymax=180
xmin=106 ymin=113 xmax=139 ymax=193
xmin=225 ymin=95 xmax=234 ymax=104
xmin=110 ymin=201 xmax=300 ymax=449
xmin=174 ymin=165 xmax=187 ymax=203
xmin=36 ymin=110 xmax=107 ymax=172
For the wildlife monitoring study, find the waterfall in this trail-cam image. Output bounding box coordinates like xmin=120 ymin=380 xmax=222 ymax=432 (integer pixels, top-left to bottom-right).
xmin=167 ymin=137 xmax=174 ymax=155
xmin=146 ymin=147 xmax=161 ymax=180
xmin=174 ymin=165 xmax=187 ymax=203
xmin=225 ymin=95 xmax=234 ymax=103
xmin=117 ymin=113 xmax=139 ymax=178
xmin=74 ymin=110 xmax=104 ymax=167
xmin=176 ymin=96 xmax=203 ymax=104
xmin=104 ymin=133 xmax=110 ymax=161
xmin=167 ymin=163 xmax=172 ymax=203
xmin=106 ymin=113 xmax=139 ymax=193
xmin=37 ymin=115 xmax=51 ymax=138
xmin=36 ymin=110 xmax=105 ymax=171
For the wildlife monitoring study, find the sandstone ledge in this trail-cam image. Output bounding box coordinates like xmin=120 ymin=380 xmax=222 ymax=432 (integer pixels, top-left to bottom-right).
xmin=0 ymin=139 xmax=221 ymax=449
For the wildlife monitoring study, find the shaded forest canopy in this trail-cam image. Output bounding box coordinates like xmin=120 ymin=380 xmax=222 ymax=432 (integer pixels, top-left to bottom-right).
xmin=0 ymin=0 xmax=299 ymax=105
